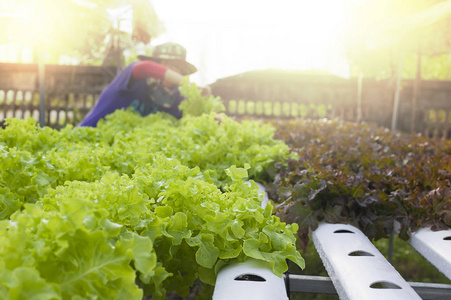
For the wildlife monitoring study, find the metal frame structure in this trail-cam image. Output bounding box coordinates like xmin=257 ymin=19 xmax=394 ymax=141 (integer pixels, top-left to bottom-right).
xmin=311 ymin=223 xmax=421 ymax=299
xmin=288 ymin=275 xmax=451 ymax=299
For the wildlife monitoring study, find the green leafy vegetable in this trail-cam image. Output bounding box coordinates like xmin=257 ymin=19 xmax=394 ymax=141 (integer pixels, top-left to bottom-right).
xmin=0 ymin=104 xmax=302 ymax=299
xmin=178 ymin=77 xmax=225 ymax=116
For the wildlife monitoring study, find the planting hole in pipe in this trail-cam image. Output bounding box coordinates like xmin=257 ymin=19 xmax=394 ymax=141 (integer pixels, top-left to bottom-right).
xmin=370 ymin=281 xmax=402 ymax=289
xmin=348 ymin=250 xmax=374 ymax=257
xmin=444 ymin=236 xmax=451 ymax=241
xmin=234 ymin=274 xmax=266 ymax=282
xmin=333 ymin=229 xmax=355 ymax=234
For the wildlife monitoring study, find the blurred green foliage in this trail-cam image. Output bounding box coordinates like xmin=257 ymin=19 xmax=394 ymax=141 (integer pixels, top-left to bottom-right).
xmin=344 ymin=0 xmax=451 ymax=80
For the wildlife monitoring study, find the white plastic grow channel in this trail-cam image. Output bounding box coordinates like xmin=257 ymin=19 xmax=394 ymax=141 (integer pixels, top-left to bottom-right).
xmin=212 ymin=182 xmax=286 ymax=300
xmin=409 ymin=227 xmax=451 ymax=280
xmin=311 ymin=222 xmax=421 ymax=300
xmin=212 ymin=258 xmax=288 ymax=300
xmin=245 ymin=180 xmax=269 ymax=208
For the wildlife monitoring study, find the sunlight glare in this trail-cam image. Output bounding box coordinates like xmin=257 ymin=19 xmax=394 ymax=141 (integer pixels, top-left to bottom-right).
xmin=151 ymin=0 xmax=349 ymax=84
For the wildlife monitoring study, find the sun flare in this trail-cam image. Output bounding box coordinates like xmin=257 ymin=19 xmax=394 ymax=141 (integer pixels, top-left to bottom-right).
xmin=151 ymin=0 xmax=350 ymax=83
xmin=3 ymin=0 xmax=354 ymax=81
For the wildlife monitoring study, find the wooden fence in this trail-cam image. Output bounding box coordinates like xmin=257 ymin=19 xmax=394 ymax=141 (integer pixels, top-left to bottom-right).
xmin=1 ymin=64 xmax=450 ymax=138
xmin=0 ymin=63 xmax=115 ymax=128
xmin=211 ymin=70 xmax=451 ymax=139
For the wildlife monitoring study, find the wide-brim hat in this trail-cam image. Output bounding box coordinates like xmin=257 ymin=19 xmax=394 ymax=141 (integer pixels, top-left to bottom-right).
xmin=138 ymin=42 xmax=197 ymax=76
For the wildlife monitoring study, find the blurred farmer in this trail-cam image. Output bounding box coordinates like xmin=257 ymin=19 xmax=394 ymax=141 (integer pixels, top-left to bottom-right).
xmin=78 ymin=43 xmax=210 ymax=127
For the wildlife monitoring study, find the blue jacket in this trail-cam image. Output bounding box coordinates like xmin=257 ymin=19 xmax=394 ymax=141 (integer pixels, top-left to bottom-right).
xmin=78 ymin=63 xmax=183 ymax=127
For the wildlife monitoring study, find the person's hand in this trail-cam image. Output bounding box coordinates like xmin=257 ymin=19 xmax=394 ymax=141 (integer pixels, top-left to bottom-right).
xmin=200 ymin=85 xmax=212 ymax=97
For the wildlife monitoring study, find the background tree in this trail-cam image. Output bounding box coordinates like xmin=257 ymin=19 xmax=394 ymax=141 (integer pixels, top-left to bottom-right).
xmin=0 ymin=0 xmax=164 ymax=65
xmin=343 ymin=0 xmax=450 ymax=79
xmin=342 ymin=0 xmax=451 ymax=131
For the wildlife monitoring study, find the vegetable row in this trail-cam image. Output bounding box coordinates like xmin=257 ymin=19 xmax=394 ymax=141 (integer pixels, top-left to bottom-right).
xmin=0 ymin=82 xmax=303 ymax=299
xmin=266 ymin=118 xmax=451 ymax=249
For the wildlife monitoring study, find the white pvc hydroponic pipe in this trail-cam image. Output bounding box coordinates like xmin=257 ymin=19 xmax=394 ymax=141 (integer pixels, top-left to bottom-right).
xmin=212 ymin=258 xmax=288 ymax=300
xmin=213 ymin=182 xmax=287 ymax=300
